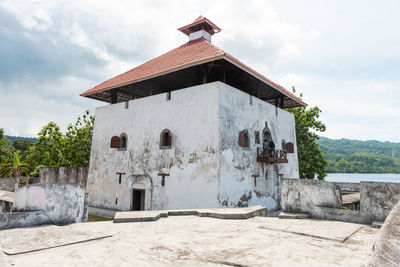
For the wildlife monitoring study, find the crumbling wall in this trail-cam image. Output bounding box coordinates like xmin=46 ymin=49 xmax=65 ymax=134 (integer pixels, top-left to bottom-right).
xmin=0 ymin=211 xmax=49 ymax=230
xmin=360 ymin=182 xmax=400 ymax=222
xmin=39 ymin=167 xmax=88 ymax=187
xmin=281 ymin=179 xmax=342 ymax=213
xmin=282 ymin=179 xmax=400 ymax=225
xmin=0 ymin=178 xmax=17 ymax=192
xmin=12 ymin=183 xmax=87 ymax=224
xmin=218 ymin=83 xmax=299 ymax=212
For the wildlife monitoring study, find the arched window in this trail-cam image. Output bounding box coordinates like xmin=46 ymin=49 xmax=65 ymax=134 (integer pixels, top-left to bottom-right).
xmin=239 ymin=130 xmax=250 ymax=148
xmin=262 ymin=126 xmax=274 ymax=149
xmin=285 ymin=142 xmax=294 ymax=153
xmin=160 ymin=129 xmax=172 ymax=149
xmin=119 ymin=133 xmax=127 ymax=151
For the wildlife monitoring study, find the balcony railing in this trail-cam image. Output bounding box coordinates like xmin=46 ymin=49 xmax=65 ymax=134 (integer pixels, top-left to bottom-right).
xmin=257 ymin=147 xmax=288 ymax=163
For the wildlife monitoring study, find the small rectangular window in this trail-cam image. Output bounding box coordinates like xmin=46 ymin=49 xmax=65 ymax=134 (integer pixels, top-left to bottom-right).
xmin=166 ymin=92 xmax=171 ymax=101
xmin=118 ymin=174 xmax=122 ymax=184
xmin=125 ymin=101 xmax=129 ymax=109
xmin=250 ymin=95 xmax=253 ymax=105
xmin=115 ymin=198 xmax=118 ymax=205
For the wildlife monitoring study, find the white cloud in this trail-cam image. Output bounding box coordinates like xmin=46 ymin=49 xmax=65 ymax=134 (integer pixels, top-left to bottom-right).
xmin=278 ymin=75 xmax=400 ymax=142
xmin=0 ymin=0 xmax=399 ymax=143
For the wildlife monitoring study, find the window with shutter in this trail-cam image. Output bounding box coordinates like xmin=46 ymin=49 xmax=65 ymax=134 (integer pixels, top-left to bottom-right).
xmin=285 ymin=142 xmax=294 ymax=153
xmin=239 ymin=131 xmax=245 ymax=147
xmin=110 ymin=136 xmax=120 ymax=148
xmin=239 ymin=130 xmax=250 ymax=148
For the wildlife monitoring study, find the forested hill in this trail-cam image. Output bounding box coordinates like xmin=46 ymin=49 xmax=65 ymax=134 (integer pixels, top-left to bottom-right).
xmin=5 ymin=135 xmax=37 ymax=143
xmin=5 ymin=134 xmax=400 ymax=173
xmin=317 ymin=137 xmax=400 ymax=173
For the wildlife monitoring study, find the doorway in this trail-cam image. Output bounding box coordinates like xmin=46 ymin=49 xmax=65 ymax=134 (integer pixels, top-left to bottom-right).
xmin=132 ymin=189 xmax=145 ymax=211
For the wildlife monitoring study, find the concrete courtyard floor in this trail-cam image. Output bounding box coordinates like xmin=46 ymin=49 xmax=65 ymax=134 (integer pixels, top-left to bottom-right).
xmin=0 ymin=216 xmax=378 ymax=266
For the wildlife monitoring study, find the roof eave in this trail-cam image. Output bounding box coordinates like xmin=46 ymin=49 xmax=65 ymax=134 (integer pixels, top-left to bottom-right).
xmin=80 ymin=55 xmax=226 ymax=98
xmin=222 ymin=55 xmax=307 ymax=107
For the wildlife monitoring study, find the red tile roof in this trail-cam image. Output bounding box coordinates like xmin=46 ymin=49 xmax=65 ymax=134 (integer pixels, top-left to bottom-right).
xmin=80 ymin=38 xmax=306 ymax=106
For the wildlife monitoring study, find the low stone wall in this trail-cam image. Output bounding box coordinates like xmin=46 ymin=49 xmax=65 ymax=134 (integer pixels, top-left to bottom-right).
xmin=12 ymin=183 xmax=87 ymax=224
xmin=281 ymin=179 xmax=342 ymax=214
xmin=39 ymin=167 xmax=88 ymax=188
xmin=368 ymin=200 xmax=400 ymax=266
xmin=331 ymin=182 xmax=360 ymax=192
xmin=281 ymin=179 xmax=400 ymax=225
xmin=312 ymin=206 xmax=369 ymax=224
xmin=361 ymin=182 xmax=400 ymax=222
xmin=0 ymin=211 xmax=50 ymax=230
xmin=0 ymin=178 xmax=17 ymax=192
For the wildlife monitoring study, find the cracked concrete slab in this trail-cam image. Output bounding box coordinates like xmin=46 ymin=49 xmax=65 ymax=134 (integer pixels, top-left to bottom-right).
xmin=0 ymin=216 xmax=378 ymax=266
xmin=254 ymin=217 xmax=364 ymax=242
xmin=0 ymin=224 xmax=112 ymax=255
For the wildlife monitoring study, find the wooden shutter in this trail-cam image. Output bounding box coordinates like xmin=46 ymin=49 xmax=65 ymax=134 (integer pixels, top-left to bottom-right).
xmin=110 ymin=136 xmax=120 ymax=148
xmin=239 ymin=131 xmax=245 ymax=147
xmin=285 ymin=142 xmax=294 ymax=153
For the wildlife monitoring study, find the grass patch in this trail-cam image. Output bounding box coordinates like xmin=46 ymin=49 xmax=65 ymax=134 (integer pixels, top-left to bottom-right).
xmin=87 ymin=214 xmax=112 ymax=222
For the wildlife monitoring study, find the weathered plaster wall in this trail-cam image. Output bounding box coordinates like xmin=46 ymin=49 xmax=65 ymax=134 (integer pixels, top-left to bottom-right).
xmin=39 ymin=167 xmax=88 ymax=187
xmin=360 ymin=182 xmax=400 ymax=222
xmin=281 ymin=179 xmax=342 ymax=213
xmin=87 ymin=82 xmax=220 ymax=211
xmin=88 ymin=82 xmax=300 ymax=212
xmin=12 ymin=183 xmax=87 ymax=224
xmin=218 ymin=83 xmax=299 ymax=212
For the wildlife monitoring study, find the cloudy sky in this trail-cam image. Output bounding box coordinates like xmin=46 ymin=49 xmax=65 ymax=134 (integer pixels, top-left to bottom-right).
xmin=0 ymin=0 xmax=399 ymax=141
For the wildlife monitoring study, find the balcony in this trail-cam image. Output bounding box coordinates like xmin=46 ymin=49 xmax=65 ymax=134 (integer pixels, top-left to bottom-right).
xmin=257 ymin=147 xmax=288 ymax=163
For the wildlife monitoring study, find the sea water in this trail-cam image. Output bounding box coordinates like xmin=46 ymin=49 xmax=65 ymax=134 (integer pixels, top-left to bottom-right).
xmin=325 ymin=173 xmax=400 ymax=183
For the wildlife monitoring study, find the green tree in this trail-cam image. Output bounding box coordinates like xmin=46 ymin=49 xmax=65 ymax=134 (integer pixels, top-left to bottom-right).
xmin=12 ymin=140 xmax=32 ymax=160
xmin=0 ymin=128 xmax=12 ymax=165
xmin=287 ymin=88 xmax=327 ymax=179
xmin=64 ymin=110 xmax=95 ymax=167
xmin=23 ymin=111 xmax=95 ymax=174
xmin=25 ymin=122 xmax=65 ymax=170
xmin=0 ymin=151 xmax=29 ymax=177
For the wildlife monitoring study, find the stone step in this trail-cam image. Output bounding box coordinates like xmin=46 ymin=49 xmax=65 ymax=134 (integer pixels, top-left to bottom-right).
xmin=279 ymin=212 xmax=309 ymax=219
xmin=113 ymin=205 xmax=267 ymax=223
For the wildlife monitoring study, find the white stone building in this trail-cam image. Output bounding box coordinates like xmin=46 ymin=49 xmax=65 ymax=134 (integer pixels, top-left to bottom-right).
xmin=82 ymin=16 xmax=306 ymax=212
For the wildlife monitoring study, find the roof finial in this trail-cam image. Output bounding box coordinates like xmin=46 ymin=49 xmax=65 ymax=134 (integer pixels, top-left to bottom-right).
xmin=178 ymin=16 xmax=221 ymax=42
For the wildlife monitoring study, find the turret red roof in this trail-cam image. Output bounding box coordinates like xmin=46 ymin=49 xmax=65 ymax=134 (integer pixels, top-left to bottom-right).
xmin=178 ymin=16 xmax=222 ymax=36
